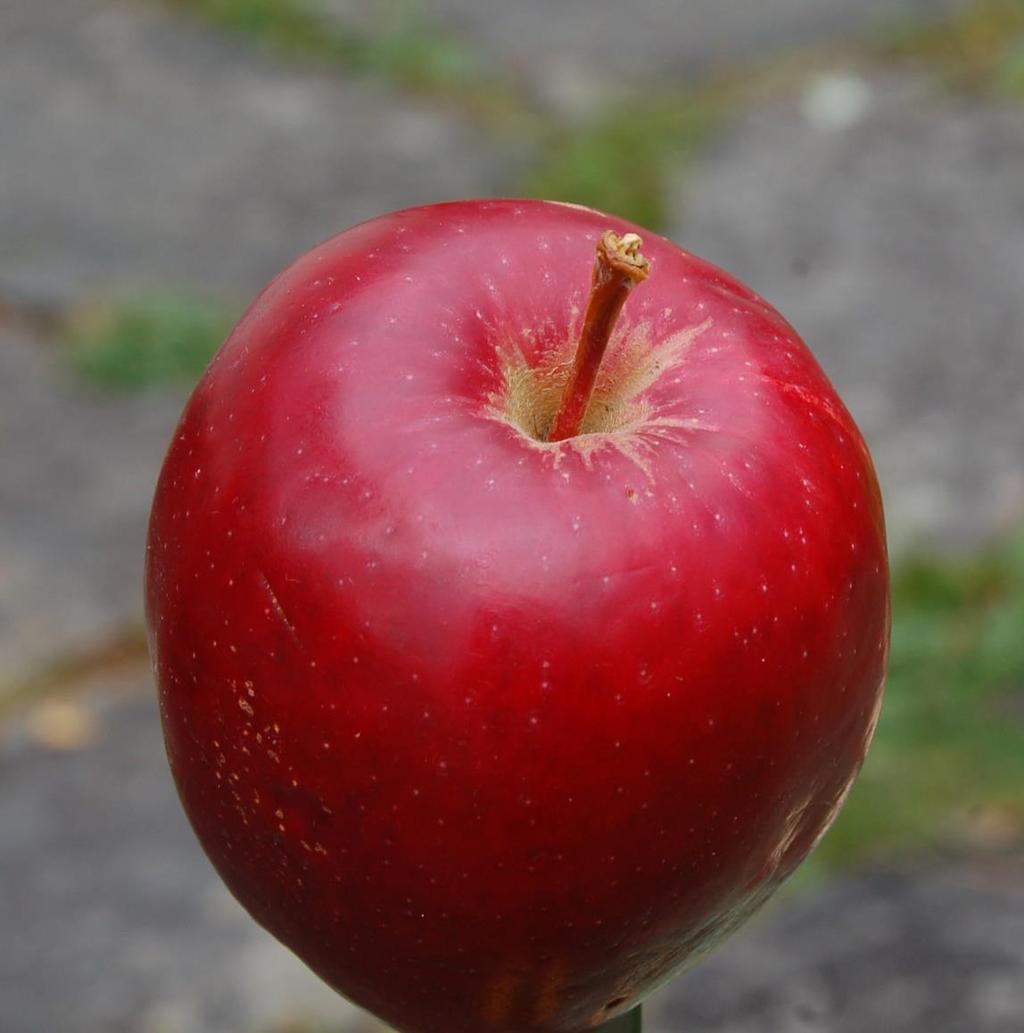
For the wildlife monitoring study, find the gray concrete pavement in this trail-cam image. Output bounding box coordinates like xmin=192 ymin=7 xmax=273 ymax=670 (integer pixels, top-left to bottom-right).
xmin=0 ymin=680 xmax=370 ymax=1033
xmin=0 ymin=0 xmax=500 ymax=307
xmin=321 ymin=0 xmax=965 ymax=116
xmin=0 ymin=330 xmax=183 ymax=681
xmin=650 ymin=856 xmax=1024 ymax=1032
xmin=674 ymin=71 xmax=1024 ymax=550
xmin=2 ymin=0 xmax=1022 ymax=1030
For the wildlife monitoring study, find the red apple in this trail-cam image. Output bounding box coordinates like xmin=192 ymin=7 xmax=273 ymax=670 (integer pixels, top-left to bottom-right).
xmin=146 ymin=200 xmax=889 ymax=1033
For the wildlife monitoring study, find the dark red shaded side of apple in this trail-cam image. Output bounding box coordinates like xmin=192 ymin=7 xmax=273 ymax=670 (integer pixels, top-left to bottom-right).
xmin=146 ymin=200 xmax=889 ymax=1033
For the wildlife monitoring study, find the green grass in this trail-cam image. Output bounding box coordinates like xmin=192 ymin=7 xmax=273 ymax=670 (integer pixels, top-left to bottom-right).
xmin=169 ymin=0 xmax=530 ymax=125
xmin=168 ymin=0 xmax=1024 ymax=244
xmin=520 ymin=91 xmax=722 ymax=232
xmin=878 ymin=0 xmax=1024 ymax=97
xmin=810 ymin=531 xmax=1024 ymax=870
xmin=170 ymin=0 xmax=732 ymax=231
xmin=66 ymin=296 xmax=236 ymax=389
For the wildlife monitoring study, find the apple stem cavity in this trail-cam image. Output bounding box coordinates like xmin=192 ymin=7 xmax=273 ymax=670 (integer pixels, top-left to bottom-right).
xmin=547 ymin=230 xmax=650 ymax=442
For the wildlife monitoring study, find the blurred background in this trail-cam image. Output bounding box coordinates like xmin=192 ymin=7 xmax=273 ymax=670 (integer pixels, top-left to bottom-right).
xmin=2 ymin=1 xmax=1023 ymax=1030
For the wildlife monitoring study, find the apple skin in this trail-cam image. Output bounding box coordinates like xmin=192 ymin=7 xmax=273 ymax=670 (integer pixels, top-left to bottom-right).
xmin=146 ymin=200 xmax=889 ymax=1033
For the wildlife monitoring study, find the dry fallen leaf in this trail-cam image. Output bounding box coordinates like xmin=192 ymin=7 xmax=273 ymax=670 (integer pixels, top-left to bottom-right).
xmin=26 ymin=698 xmax=100 ymax=751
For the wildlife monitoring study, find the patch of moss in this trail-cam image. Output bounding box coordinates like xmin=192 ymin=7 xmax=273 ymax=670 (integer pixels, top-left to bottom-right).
xmin=520 ymin=91 xmax=722 ymax=232
xmin=878 ymin=0 xmax=1024 ymax=97
xmin=169 ymin=0 xmax=530 ymax=125
xmin=811 ymin=531 xmax=1024 ymax=870
xmin=66 ymin=296 xmax=236 ymax=389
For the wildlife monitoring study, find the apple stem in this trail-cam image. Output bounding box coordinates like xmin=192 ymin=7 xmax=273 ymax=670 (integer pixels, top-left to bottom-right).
xmin=597 ymin=1004 xmax=642 ymax=1032
xmin=547 ymin=230 xmax=650 ymax=442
